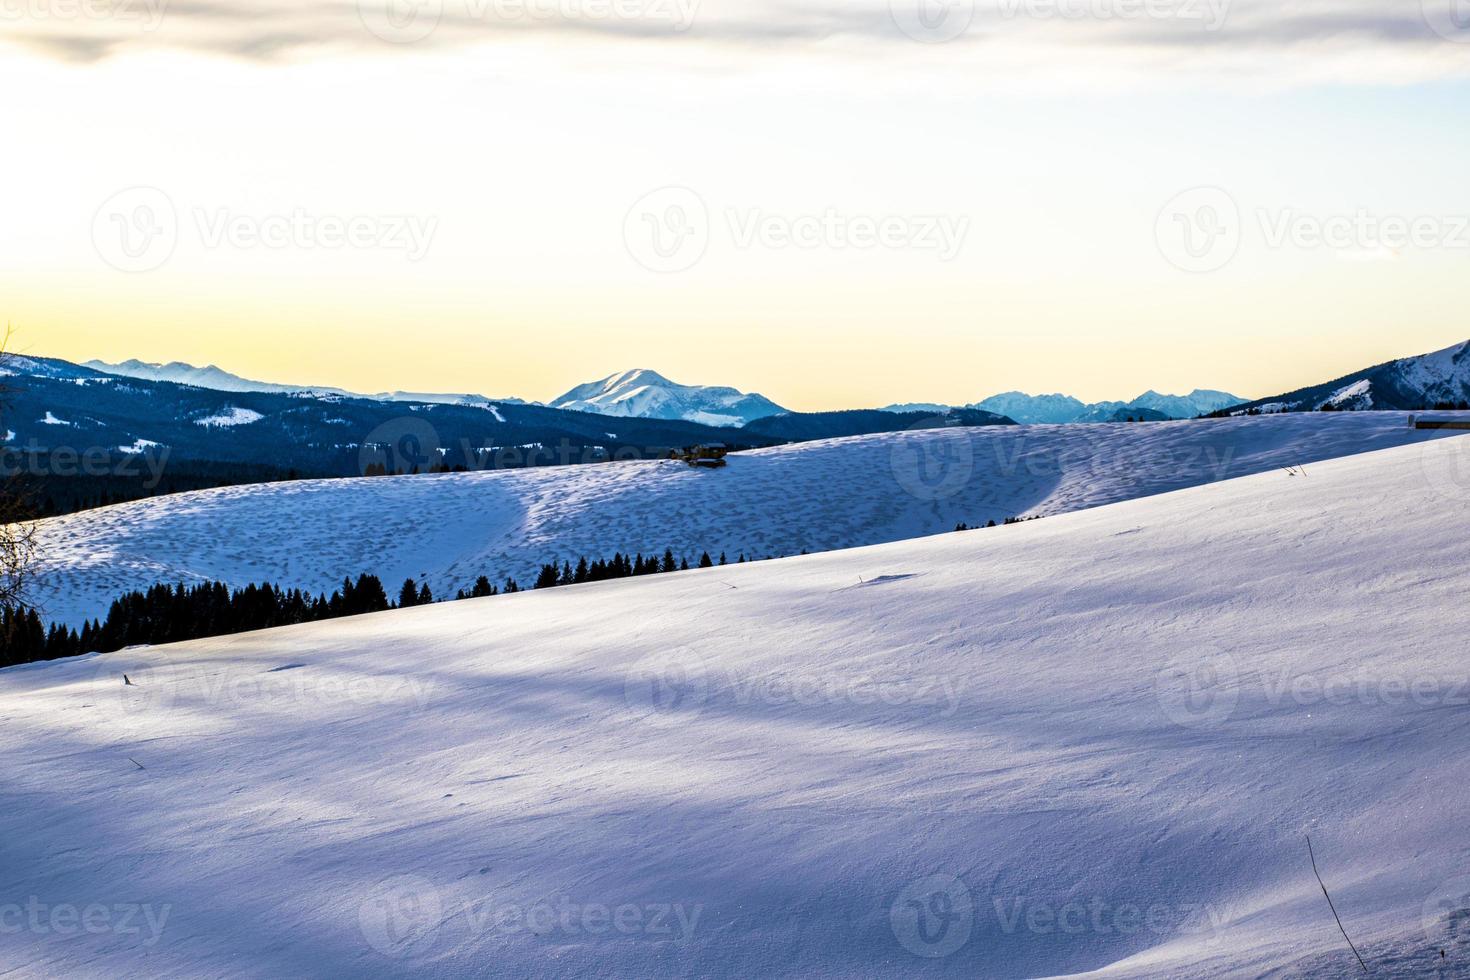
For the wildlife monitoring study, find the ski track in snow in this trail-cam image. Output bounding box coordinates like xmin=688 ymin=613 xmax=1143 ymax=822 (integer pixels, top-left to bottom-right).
xmin=28 ymin=412 xmax=1470 ymax=626
xmin=6 ymin=438 xmax=1470 ymax=976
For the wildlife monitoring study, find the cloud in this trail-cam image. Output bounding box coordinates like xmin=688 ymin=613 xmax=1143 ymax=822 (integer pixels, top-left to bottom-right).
xmin=3 ymin=0 xmax=1469 ymax=87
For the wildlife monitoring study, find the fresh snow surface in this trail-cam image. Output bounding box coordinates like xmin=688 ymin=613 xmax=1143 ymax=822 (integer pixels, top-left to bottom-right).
xmin=193 ymin=408 xmax=264 ymax=428
xmin=28 ymin=412 xmax=1470 ymax=627
xmin=1327 ymin=379 xmax=1374 ymax=408
xmin=7 ymin=439 xmax=1470 ymax=977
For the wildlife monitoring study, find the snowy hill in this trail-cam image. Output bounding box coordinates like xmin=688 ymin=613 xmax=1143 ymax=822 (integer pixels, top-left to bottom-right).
xmin=550 ymin=369 xmax=786 ymax=427
xmin=1231 ymin=339 xmax=1470 ymax=414
xmin=0 ymin=354 xmax=108 ymax=383
xmin=7 ymin=437 xmax=1470 ymax=977
xmin=29 ymin=412 xmax=1465 ymax=627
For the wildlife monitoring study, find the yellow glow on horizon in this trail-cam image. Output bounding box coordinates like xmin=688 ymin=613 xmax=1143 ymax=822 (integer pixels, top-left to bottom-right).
xmin=5 ymin=44 xmax=1470 ymax=411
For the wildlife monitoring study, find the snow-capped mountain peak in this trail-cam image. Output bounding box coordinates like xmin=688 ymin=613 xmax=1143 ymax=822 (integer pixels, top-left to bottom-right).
xmin=1229 ymin=339 xmax=1470 ymax=414
xmin=550 ymin=369 xmax=786 ymax=427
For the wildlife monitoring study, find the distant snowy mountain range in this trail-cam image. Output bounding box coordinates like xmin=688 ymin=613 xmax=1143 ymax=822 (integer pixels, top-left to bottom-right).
xmin=548 ymin=369 xmax=786 ymax=427
xmin=1226 ymin=339 xmax=1470 ymax=414
xmin=85 ymin=357 xmax=1244 ymax=428
xmin=70 ymin=340 xmax=1470 ymax=431
xmin=83 ymin=359 xmax=526 ymax=410
xmin=86 ymin=360 xmax=777 ymax=426
xmin=883 ymin=389 xmax=1246 ymax=424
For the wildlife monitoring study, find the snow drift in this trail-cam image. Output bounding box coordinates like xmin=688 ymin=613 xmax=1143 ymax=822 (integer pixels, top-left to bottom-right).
xmin=5 ymin=436 xmax=1470 ymax=977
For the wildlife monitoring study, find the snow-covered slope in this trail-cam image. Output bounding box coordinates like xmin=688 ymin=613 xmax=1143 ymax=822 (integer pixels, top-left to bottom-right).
xmin=28 ymin=412 xmax=1466 ymax=627
xmin=7 ymin=438 xmax=1470 ymax=977
xmin=550 ymin=369 xmax=785 ymax=427
xmin=1233 ymin=338 xmax=1470 ymax=414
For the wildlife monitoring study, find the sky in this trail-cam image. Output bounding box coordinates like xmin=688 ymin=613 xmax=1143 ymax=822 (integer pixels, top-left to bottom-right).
xmin=4 ymin=0 xmax=1470 ymax=410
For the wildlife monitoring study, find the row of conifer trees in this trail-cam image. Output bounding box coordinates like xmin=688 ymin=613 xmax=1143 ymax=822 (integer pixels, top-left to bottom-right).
xmin=0 ymin=548 xmax=763 ymax=669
